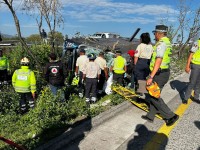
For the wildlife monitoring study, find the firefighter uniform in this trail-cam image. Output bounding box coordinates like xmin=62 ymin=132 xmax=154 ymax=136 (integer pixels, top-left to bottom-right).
xmin=12 ymin=57 xmax=36 ymax=114
xmin=143 ymin=25 xmax=178 ymax=126
xmin=184 ymin=39 xmax=200 ymax=103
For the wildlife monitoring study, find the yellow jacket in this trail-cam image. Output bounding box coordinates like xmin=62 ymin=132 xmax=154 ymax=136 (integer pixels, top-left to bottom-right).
xmin=12 ymin=66 xmax=36 ymax=93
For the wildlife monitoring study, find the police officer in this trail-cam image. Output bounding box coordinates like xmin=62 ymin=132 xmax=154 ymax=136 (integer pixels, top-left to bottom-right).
xmin=0 ymin=49 xmax=10 ymax=83
xmin=45 ymin=53 xmax=67 ymax=96
xmin=183 ymin=37 xmax=200 ymax=104
xmin=142 ymin=25 xmax=179 ymax=126
xmin=110 ymin=50 xmax=127 ymax=86
xmin=12 ymin=57 xmax=36 ymax=114
xmin=75 ymin=49 xmax=89 ymax=98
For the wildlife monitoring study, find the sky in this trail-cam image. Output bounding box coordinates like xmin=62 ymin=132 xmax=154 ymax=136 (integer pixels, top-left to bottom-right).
xmin=0 ymin=0 xmax=199 ymax=41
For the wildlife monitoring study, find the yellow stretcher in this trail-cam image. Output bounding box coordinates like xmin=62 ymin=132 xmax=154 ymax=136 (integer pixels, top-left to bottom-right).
xmin=112 ymin=85 xmax=162 ymax=119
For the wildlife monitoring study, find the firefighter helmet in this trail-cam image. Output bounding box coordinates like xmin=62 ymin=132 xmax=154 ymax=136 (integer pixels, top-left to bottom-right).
xmin=146 ymin=82 xmax=161 ymax=98
xmin=20 ymin=57 xmax=30 ymax=65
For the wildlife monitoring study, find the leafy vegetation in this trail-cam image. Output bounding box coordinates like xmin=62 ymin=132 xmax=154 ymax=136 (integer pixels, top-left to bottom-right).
xmin=0 ymin=38 xmax=188 ymax=149
xmin=0 ymin=45 xmax=126 ymax=149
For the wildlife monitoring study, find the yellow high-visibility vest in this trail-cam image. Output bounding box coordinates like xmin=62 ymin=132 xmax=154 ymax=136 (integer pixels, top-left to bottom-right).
xmin=191 ymin=40 xmax=200 ymax=65
xmin=12 ymin=66 xmax=36 ymax=93
xmin=150 ymin=37 xmax=172 ymax=71
xmin=0 ymin=56 xmax=9 ymax=70
xmin=113 ymin=56 xmax=126 ymax=74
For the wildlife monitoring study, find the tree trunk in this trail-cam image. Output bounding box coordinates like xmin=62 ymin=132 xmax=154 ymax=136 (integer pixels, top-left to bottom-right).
xmin=3 ymin=0 xmax=43 ymax=73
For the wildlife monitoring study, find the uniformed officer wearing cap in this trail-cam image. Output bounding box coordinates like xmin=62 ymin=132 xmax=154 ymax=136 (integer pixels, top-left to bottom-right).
xmin=142 ymin=25 xmax=179 ymax=126
xmin=183 ymin=37 xmax=200 ymax=104
xmin=110 ymin=50 xmax=127 ymax=85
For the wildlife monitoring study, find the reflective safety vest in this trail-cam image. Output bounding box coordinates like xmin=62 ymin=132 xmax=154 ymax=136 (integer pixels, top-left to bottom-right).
xmin=191 ymin=40 xmax=200 ymax=65
xmin=150 ymin=37 xmax=172 ymax=71
xmin=113 ymin=56 xmax=126 ymax=74
xmin=12 ymin=66 xmax=36 ymax=93
xmin=0 ymin=56 xmax=9 ymax=70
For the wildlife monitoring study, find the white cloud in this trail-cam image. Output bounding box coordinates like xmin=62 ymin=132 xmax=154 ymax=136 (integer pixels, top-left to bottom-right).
xmin=61 ymin=0 xmax=177 ymax=24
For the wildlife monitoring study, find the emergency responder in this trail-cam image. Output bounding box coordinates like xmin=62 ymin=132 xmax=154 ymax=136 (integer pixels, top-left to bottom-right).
xmin=127 ymin=49 xmax=136 ymax=90
xmin=183 ymin=37 xmax=200 ymax=104
xmin=45 ymin=53 xmax=67 ymax=97
xmin=94 ymin=52 xmax=108 ymax=94
xmin=0 ymin=49 xmax=10 ymax=83
xmin=110 ymin=50 xmax=127 ymax=86
xmin=75 ymin=49 xmax=89 ymax=98
xmin=12 ymin=57 xmax=36 ymax=114
xmin=83 ymin=53 xmax=101 ymax=103
xmin=142 ymin=25 xmax=179 ymax=126
xmin=134 ymin=32 xmax=153 ymax=80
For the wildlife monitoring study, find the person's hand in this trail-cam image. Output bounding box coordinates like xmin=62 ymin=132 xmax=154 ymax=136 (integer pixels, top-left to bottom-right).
xmin=81 ymin=79 xmax=84 ymax=84
xmin=75 ymin=72 xmax=78 ymax=77
xmin=32 ymin=93 xmax=36 ymax=99
xmin=146 ymin=78 xmax=153 ymax=86
xmin=185 ymin=66 xmax=190 ymax=73
xmin=124 ymin=73 xmax=127 ymax=78
xmin=109 ymin=72 xmax=113 ymax=77
xmin=105 ymin=75 xmax=109 ymax=80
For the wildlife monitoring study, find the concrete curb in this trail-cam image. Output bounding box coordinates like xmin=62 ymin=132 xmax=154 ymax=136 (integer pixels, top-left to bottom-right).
xmin=36 ymin=101 xmax=133 ymax=150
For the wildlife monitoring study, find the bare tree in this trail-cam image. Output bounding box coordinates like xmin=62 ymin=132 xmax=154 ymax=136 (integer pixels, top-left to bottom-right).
xmin=0 ymin=0 xmax=43 ymax=71
xmin=22 ymin=0 xmax=64 ymax=51
xmin=161 ymin=0 xmax=200 ymax=57
xmin=178 ymin=7 xmax=200 ymax=56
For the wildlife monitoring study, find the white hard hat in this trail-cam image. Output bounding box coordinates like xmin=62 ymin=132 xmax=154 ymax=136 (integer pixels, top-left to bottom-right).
xmin=21 ymin=57 xmax=29 ymax=65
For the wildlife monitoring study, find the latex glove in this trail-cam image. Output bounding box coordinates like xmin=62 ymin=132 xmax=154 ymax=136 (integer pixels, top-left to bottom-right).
xmin=124 ymin=73 xmax=127 ymax=78
xmin=109 ymin=72 xmax=113 ymax=76
xmin=75 ymin=72 xmax=78 ymax=77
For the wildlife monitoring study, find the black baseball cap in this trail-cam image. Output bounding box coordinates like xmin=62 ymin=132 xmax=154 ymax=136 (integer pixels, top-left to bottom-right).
xmin=115 ymin=50 xmax=122 ymax=54
xmin=80 ymin=49 xmax=85 ymax=53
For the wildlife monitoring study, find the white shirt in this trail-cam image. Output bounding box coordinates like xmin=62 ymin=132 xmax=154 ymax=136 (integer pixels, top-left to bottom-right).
xmin=76 ymin=55 xmax=89 ymax=72
xmin=94 ymin=56 xmax=107 ymax=70
xmin=135 ymin=43 xmax=153 ymax=59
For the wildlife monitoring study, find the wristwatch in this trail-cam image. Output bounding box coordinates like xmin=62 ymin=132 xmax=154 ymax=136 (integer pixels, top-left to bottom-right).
xmin=146 ymin=75 xmax=153 ymax=80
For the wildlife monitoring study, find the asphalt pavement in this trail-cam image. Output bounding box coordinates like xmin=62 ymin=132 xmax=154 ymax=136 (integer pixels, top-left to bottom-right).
xmin=37 ymin=72 xmax=200 ymax=150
